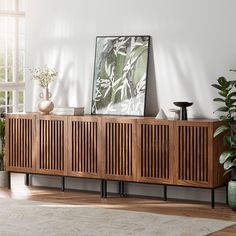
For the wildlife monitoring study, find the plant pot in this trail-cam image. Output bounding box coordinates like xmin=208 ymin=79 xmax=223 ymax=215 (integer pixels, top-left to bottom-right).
xmin=0 ymin=170 xmax=9 ymax=187
xmin=228 ymin=180 xmax=236 ymax=210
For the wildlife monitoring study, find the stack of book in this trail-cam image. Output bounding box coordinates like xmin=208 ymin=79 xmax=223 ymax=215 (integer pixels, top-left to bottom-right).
xmin=52 ymin=107 xmax=84 ymax=115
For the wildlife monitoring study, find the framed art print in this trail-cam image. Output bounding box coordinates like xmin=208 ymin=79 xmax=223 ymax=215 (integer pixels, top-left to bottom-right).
xmin=91 ymin=35 xmax=150 ymax=116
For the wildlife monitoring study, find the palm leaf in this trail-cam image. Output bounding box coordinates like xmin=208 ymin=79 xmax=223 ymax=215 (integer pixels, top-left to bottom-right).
xmin=219 ymin=150 xmax=236 ymax=164
xmin=213 ymin=125 xmax=229 ymax=137
xmin=228 ymin=91 xmax=236 ymax=99
xmin=213 ymin=98 xmax=225 ymax=102
xmin=214 ymin=106 xmax=229 ymax=112
xmin=211 ymin=84 xmax=222 ymax=90
xmin=223 ymin=160 xmax=235 ymax=170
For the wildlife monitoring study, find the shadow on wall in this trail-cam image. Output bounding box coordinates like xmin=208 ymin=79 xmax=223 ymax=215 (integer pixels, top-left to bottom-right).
xmin=49 ymin=45 xmax=73 ymax=108
xmin=155 ymin=42 xmax=221 ymax=119
xmin=28 ymin=37 xmax=226 ymax=118
xmin=30 ymin=44 xmax=83 ymax=110
xmin=145 ymin=38 xmax=159 ymax=116
xmin=167 ymin=45 xmax=208 ymax=118
xmin=53 ymin=63 xmax=74 ymax=108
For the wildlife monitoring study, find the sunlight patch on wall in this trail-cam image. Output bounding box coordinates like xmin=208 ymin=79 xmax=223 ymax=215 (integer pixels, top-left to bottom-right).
xmin=156 ymin=42 xmax=215 ymax=118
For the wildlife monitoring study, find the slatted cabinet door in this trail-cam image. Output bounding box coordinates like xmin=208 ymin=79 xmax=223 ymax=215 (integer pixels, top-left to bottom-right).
xmin=137 ymin=119 xmax=174 ymax=184
xmin=6 ymin=114 xmax=36 ymax=173
xmin=36 ymin=115 xmax=67 ymax=175
xmin=67 ymin=116 xmax=102 ymax=178
xmin=101 ymin=117 xmax=137 ymax=181
xmin=174 ymin=120 xmax=218 ymax=187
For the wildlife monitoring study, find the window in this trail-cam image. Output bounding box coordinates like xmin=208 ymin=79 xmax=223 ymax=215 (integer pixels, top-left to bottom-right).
xmin=0 ymin=0 xmax=25 ymax=114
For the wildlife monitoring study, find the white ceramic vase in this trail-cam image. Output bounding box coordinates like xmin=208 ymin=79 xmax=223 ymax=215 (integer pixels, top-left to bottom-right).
xmin=38 ymin=87 xmax=54 ymax=115
xmin=155 ymin=108 xmax=167 ymax=119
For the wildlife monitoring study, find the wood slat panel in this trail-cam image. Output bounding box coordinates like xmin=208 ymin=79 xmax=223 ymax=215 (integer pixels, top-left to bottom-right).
xmin=137 ymin=119 xmax=173 ymax=184
xmin=36 ymin=116 xmax=67 ymax=175
xmin=6 ymin=114 xmax=36 ymax=172
xmin=72 ymin=121 xmax=96 ymax=173
xmin=178 ymin=125 xmax=208 ymax=182
xmin=175 ymin=121 xmax=210 ymax=187
xmin=67 ymin=116 xmax=101 ymax=178
xmin=102 ymin=118 xmax=137 ymax=181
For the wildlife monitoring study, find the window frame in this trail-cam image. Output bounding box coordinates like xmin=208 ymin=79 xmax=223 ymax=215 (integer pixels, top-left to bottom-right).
xmin=0 ymin=0 xmax=25 ymax=113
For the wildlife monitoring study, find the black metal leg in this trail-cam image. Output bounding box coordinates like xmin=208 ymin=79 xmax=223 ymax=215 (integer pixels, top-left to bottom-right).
xmin=61 ymin=176 xmax=65 ymax=192
xmin=118 ymin=181 xmax=121 ymax=195
xmin=211 ymin=188 xmax=215 ymax=208
xmin=121 ymin=181 xmax=125 ymax=196
xmin=7 ymin=171 xmax=11 ymax=189
xmin=25 ymin=173 xmax=30 ymax=186
xmin=104 ymin=180 xmax=107 ymax=198
xmin=118 ymin=181 xmax=125 ymax=197
xmin=100 ymin=180 xmax=103 ymax=198
xmin=164 ymin=185 xmax=167 ymax=201
xmin=101 ymin=180 xmax=107 ymax=198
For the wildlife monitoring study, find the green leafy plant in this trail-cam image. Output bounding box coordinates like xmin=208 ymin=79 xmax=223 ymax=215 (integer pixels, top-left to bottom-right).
xmin=0 ymin=117 xmax=5 ymax=171
xmin=212 ymin=70 xmax=236 ymax=176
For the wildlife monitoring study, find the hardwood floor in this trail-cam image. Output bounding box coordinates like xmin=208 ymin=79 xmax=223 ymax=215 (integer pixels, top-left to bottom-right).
xmin=0 ymin=173 xmax=235 ymax=235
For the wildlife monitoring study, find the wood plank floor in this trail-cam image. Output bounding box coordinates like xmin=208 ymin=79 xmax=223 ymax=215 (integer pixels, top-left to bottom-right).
xmin=0 ymin=174 xmax=235 ymax=235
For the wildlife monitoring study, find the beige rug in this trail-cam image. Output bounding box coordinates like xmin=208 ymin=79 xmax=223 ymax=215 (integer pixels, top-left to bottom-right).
xmin=0 ymin=198 xmax=234 ymax=236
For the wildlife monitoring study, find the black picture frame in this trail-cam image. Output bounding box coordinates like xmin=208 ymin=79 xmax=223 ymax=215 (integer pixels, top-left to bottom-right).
xmin=91 ymin=35 xmax=150 ymax=116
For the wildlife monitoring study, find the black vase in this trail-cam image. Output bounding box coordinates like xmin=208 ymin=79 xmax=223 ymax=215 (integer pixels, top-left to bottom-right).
xmin=173 ymin=102 xmax=193 ymax=120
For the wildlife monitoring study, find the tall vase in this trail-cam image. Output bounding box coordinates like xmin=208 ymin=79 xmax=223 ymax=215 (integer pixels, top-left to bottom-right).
xmin=38 ymin=87 xmax=54 ymax=115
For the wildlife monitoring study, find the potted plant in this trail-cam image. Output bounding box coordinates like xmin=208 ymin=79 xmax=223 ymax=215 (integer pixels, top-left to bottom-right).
xmin=212 ymin=69 xmax=236 ymax=210
xmin=0 ymin=113 xmax=8 ymax=187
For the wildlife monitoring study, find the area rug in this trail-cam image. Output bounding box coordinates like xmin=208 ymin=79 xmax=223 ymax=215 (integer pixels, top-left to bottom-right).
xmin=0 ymin=198 xmax=234 ymax=236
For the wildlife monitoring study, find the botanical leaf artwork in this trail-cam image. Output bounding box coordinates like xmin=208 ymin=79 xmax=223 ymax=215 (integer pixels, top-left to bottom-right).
xmin=92 ymin=36 xmax=150 ymax=115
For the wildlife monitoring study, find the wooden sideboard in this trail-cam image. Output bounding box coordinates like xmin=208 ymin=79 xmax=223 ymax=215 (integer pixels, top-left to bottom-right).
xmin=5 ymin=113 xmax=228 ymax=207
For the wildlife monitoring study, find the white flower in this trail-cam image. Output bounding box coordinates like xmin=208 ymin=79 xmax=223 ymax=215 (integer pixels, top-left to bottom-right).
xmin=30 ymin=65 xmax=58 ymax=88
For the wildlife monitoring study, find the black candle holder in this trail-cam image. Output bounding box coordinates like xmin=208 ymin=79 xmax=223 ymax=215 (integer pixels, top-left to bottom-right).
xmin=173 ymin=102 xmax=193 ymax=120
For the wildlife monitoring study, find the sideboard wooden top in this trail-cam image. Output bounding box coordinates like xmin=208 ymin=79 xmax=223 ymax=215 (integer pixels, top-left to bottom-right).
xmin=5 ymin=112 xmax=221 ymax=123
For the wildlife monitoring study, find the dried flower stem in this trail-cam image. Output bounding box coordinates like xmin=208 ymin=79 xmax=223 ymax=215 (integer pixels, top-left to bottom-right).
xmin=30 ymin=65 xmax=58 ymax=88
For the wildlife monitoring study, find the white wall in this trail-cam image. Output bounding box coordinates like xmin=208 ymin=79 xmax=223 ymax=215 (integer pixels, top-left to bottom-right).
xmin=25 ymin=0 xmax=236 ymax=118
xmin=25 ymin=0 xmax=236 ymax=202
